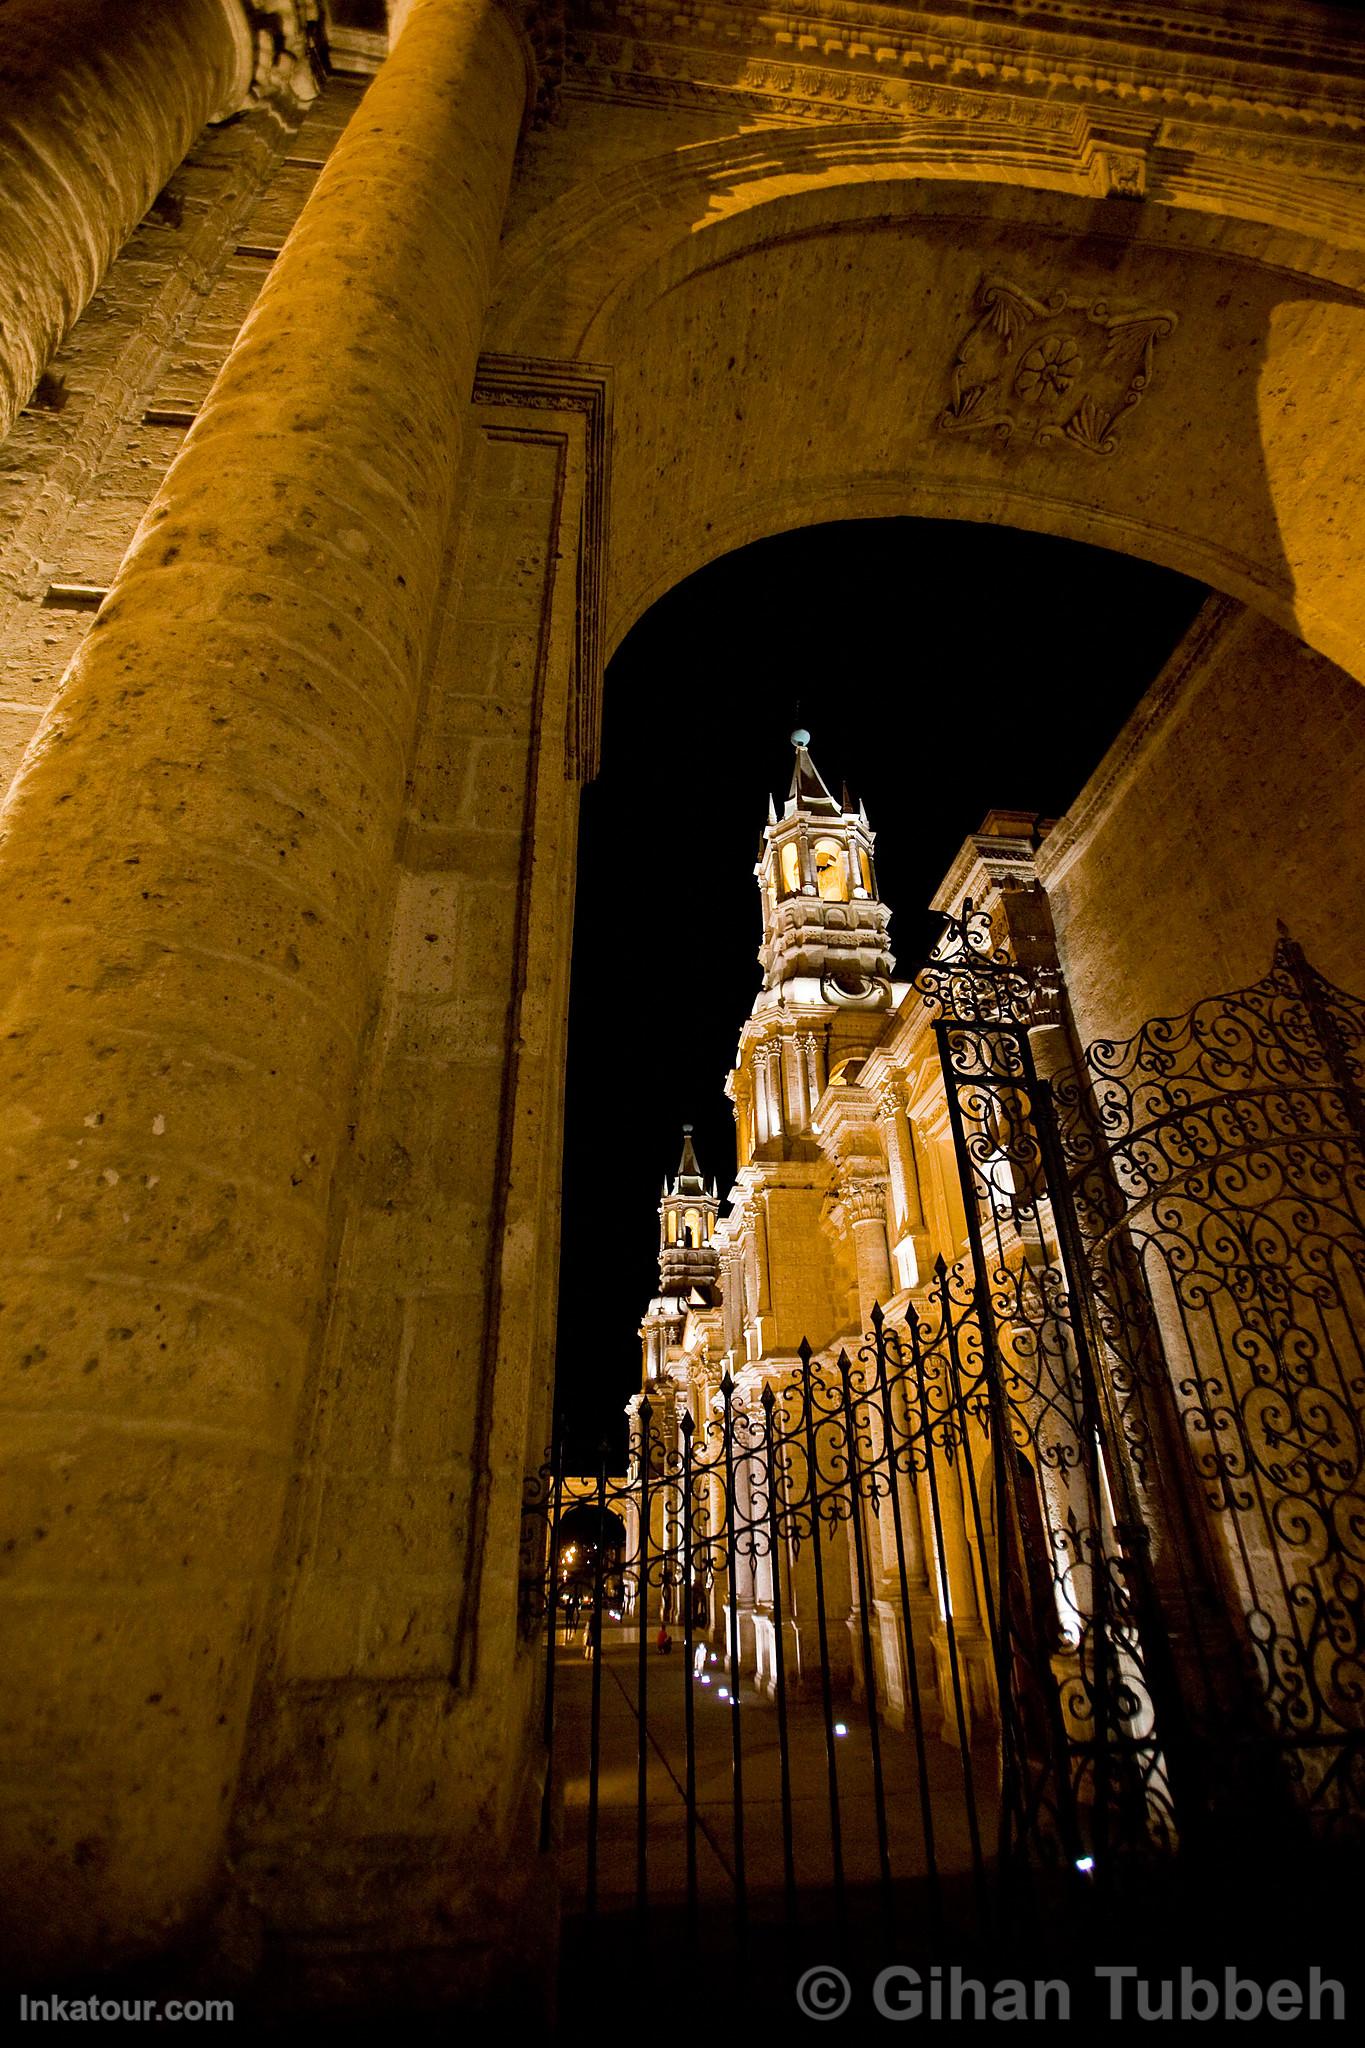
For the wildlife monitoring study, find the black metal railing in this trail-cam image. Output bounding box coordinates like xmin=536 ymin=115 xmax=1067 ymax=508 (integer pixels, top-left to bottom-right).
xmin=524 ymin=915 xmax=1365 ymax=1994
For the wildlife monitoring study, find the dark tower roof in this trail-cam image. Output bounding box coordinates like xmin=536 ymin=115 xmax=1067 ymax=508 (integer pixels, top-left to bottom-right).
xmin=672 ymin=1124 xmax=706 ymax=1195
xmin=787 ymin=727 xmax=841 ymax=817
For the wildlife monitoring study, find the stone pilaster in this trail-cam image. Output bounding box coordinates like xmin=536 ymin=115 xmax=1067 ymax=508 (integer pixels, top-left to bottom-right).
xmin=0 ymin=0 xmax=529 ymax=1970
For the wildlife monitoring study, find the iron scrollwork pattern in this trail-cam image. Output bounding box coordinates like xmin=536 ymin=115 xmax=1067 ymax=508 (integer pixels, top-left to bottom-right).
xmin=918 ymin=904 xmax=1177 ymax=1864
xmin=1056 ymin=932 xmax=1365 ymax=1828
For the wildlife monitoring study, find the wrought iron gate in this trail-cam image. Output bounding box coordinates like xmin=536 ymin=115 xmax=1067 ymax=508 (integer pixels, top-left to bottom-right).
xmin=1056 ymin=930 xmax=1365 ymax=1831
xmin=522 ymin=1288 xmax=1146 ymax=1954
xmin=523 ymin=915 xmax=1365 ymax=1975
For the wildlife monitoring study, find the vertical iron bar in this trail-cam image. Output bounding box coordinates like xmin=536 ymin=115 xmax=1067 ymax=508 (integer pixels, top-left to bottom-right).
xmin=935 ymin=1019 xmax=1088 ymax=1887
xmin=761 ymin=1381 xmax=799 ymax=1934
xmin=637 ymin=1396 xmax=652 ymax=1923
xmin=1023 ymin=1019 xmax=1195 ymax=1868
xmin=1041 ymin=995 xmax=1219 ymax=1858
xmin=1012 ymin=1030 xmax=1114 ymax=1867
xmin=839 ymin=1347 xmax=895 ymax=1947
xmin=871 ymin=1306 xmax=942 ymax=1932
xmin=538 ymin=1436 xmax=566 ymax=1852
xmin=937 ymin=1265 xmax=1024 ymax=1885
xmin=909 ymin=1277 xmax=988 ymax=1925
xmin=681 ymin=1409 xmax=699 ymax=1943
xmin=720 ymin=1373 xmax=748 ymax=1942
xmin=800 ymin=1340 xmax=847 ymax=1934
xmin=585 ymin=1445 xmax=607 ymax=1920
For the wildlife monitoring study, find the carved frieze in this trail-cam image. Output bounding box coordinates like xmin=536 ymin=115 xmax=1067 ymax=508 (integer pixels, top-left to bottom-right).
xmin=566 ymin=2 xmax=1365 ymax=143
xmin=938 ymin=278 xmax=1177 ymax=458
xmin=562 ymin=7 xmax=1365 ymax=248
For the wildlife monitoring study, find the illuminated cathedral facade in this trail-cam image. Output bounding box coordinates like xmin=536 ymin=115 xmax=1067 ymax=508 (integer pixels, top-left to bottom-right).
xmin=626 ymin=734 xmax=1037 ymax=1731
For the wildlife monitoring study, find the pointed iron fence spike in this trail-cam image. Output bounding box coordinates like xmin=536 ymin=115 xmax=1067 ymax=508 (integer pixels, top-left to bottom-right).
xmin=870 ymin=1300 xmax=883 ymax=1329
xmin=933 ymin=1251 xmax=949 ymax=1277
xmin=760 ymin=1382 xmax=776 ymax=1411
xmin=680 ymin=1410 xmax=694 ymax=1437
xmin=798 ymin=1336 xmax=812 ymax=1364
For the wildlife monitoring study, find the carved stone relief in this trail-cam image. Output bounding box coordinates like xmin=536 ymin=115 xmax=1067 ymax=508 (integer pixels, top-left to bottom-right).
xmin=938 ymin=277 xmax=1177 ymax=457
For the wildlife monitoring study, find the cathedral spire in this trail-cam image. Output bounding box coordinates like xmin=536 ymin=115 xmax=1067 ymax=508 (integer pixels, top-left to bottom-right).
xmin=753 ymin=728 xmax=894 ymax=994
xmin=674 ymin=1124 xmax=705 ymax=1194
xmin=656 ymin=1127 xmax=720 ymax=1302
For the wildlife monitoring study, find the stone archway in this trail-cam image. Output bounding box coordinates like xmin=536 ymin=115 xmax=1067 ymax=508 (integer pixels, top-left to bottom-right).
xmin=488 ymin=137 xmax=1365 ymax=677
xmin=3 ymin=0 xmax=1364 ymax=1999
xmin=223 ymin=89 xmax=1365 ymax=1985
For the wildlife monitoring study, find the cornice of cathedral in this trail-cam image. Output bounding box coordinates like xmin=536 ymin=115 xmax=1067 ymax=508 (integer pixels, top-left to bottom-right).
xmin=562 ymin=0 xmax=1365 ymax=195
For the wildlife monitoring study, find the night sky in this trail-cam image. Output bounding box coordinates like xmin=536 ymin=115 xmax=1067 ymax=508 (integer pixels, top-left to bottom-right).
xmin=554 ymin=519 xmax=1207 ymax=1466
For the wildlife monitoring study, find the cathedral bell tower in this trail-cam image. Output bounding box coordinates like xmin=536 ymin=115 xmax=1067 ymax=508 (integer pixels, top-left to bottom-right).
xmin=639 ymin=1128 xmax=721 ymax=1383
xmin=657 ymin=1126 xmax=721 ymax=1305
xmin=756 ymin=729 xmax=894 ymax=998
xmin=730 ymin=732 xmax=902 ymax=1173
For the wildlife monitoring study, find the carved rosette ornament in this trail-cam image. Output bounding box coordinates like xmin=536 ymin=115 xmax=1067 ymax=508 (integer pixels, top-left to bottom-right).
xmin=939 ymin=278 xmax=1177 ymax=457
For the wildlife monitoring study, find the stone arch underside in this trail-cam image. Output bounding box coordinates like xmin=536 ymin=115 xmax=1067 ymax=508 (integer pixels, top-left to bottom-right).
xmin=486 ymin=127 xmax=1365 ymax=681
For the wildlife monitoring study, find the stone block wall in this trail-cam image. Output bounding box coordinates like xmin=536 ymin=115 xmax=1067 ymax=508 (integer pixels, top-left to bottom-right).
xmin=1040 ymin=597 xmax=1365 ymax=1044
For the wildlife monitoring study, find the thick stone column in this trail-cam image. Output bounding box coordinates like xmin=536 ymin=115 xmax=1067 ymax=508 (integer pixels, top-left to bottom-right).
xmin=0 ymin=0 xmax=528 ymax=1969
xmin=0 ymin=0 xmax=256 ymax=441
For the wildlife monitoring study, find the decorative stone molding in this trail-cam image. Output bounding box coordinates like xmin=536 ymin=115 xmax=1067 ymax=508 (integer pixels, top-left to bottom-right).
xmin=564 ymin=0 xmax=1365 ymax=145
xmin=554 ymin=3 xmax=1365 ymax=252
xmin=471 ymin=353 xmax=612 ymax=779
xmin=938 ymin=278 xmax=1177 ymax=457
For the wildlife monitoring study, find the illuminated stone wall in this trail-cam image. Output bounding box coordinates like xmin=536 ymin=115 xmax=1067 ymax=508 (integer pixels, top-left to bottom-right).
xmin=1040 ymin=597 xmax=1365 ymax=1040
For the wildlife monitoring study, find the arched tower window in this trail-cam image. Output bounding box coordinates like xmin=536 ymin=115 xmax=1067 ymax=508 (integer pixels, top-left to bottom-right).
xmin=813 ymin=839 xmax=848 ymax=902
xmin=683 ymin=1205 xmax=702 ymax=1247
xmin=779 ymin=841 xmax=801 ymax=896
xmin=858 ymin=847 xmax=874 ymax=895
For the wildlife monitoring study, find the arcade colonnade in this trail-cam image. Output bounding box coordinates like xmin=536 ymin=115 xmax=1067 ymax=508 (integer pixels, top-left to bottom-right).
xmin=0 ymin=0 xmax=1364 ymax=2001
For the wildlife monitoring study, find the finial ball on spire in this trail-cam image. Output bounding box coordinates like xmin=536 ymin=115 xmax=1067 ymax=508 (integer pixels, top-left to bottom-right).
xmin=682 ymin=1122 xmax=693 ymax=1135
xmin=791 ymin=727 xmax=810 ymax=748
